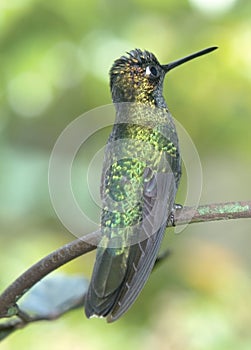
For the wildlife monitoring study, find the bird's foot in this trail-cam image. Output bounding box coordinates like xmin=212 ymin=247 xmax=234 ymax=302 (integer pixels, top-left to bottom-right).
xmin=169 ymin=203 xmax=183 ymax=226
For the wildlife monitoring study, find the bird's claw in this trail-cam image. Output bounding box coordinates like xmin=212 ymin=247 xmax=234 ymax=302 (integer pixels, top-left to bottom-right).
xmin=169 ymin=203 xmax=183 ymax=226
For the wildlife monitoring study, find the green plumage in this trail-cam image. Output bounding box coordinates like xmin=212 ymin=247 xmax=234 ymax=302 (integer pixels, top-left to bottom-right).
xmin=85 ymin=47 xmax=217 ymax=322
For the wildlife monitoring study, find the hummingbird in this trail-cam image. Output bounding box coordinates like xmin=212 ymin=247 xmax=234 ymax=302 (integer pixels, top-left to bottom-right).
xmin=85 ymin=46 xmax=217 ymax=322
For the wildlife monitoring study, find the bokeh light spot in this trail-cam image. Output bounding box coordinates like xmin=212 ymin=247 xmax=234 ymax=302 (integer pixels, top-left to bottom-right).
xmin=7 ymin=71 xmax=53 ymax=118
xmin=42 ymin=41 xmax=85 ymax=90
xmin=189 ymin=0 xmax=237 ymax=15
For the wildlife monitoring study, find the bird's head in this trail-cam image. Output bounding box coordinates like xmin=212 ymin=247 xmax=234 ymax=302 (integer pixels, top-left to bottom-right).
xmin=109 ymin=47 xmax=217 ymax=105
xmin=110 ymin=49 xmax=165 ymax=106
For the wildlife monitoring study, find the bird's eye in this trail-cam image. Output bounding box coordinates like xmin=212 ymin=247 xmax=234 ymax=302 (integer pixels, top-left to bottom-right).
xmin=145 ymin=65 xmax=159 ymax=78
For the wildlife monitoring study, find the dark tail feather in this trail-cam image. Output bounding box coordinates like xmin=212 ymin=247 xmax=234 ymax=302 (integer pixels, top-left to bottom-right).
xmin=85 ymin=245 xmax=129 ymax=318
xmin=85 ymin=286 xmax=118 ymax=318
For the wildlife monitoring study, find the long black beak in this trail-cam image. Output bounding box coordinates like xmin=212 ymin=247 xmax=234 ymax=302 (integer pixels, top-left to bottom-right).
xmin=162 ymin=46 xmax=218 ymax=72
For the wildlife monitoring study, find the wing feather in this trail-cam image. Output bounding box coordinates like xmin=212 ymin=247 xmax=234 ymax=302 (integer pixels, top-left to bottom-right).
xmin=107 ymin=160 xmax=177 ymax=321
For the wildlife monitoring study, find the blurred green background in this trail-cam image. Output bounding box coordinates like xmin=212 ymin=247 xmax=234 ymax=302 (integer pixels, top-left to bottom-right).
xmin=1 ymin=0 xmax=251 ymax=349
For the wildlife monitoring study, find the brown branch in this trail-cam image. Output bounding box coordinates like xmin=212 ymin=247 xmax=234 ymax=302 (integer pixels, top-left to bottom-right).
xmin=172 ymin=201 xmax=251 ymax=225
xmin=0 ymin=200 xmax=250 ymax=318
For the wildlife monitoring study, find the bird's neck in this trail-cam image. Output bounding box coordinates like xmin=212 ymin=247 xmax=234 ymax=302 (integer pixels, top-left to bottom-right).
xmin=112 ymin=90 xmax=167 ymax=109
xmin=113 ymin=99 xmax=170 ymax=129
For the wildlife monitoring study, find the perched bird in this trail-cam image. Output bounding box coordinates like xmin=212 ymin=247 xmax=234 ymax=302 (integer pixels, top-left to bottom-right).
xmin=85 ymin=46 xmax=217 ymax=322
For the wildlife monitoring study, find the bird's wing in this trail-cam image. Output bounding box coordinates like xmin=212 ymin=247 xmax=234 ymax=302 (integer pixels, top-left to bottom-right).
xmin=107 ymin=153 xmax=177 ymax=322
